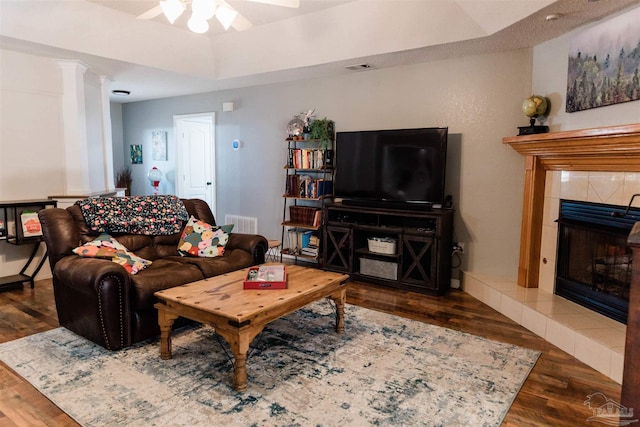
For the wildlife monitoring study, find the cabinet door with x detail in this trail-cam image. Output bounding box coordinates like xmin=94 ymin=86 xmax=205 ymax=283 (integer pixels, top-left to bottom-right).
xmin=323 ymin=226 xmax=352 ymax=273
xmin=400 ymin=234 xmax=438 ymax=290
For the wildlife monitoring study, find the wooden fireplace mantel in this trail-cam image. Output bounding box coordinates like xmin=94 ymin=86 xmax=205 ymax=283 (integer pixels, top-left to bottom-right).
xmin=503 ymin=123 xmax=640 ymax=288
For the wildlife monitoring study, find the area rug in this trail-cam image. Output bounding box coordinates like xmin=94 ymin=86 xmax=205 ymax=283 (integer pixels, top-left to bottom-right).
xmin=0 ymin=302 xmax=539 ymax=426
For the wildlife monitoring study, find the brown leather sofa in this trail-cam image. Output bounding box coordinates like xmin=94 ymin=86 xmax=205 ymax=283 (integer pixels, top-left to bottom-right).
xmin=38 ymin=198 xmax=268 ymax=350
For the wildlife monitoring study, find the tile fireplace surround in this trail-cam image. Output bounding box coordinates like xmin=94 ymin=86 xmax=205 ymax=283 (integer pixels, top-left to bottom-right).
xmin=463 ymin=124 xmax=640 ymax=383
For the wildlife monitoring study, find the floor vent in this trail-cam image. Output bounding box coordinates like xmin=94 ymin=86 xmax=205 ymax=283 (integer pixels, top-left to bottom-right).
xmin=224 ymin=215 xmax=258 ymax=234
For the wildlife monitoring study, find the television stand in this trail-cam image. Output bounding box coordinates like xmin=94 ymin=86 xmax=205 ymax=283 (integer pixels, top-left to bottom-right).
xmin=322 ymin=202 xmax=453 ymax=295
xmin=340 ymin=199 xmax=433 ymax=211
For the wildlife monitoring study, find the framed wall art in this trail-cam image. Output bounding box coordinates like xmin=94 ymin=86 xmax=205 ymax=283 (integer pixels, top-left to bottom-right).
xmin=130 ymin=144 xmax=143 ymax=164
xmin=566 ymin=7 xmax=640 ymax=113
xmin=152 ymin=130 xmax=168 ymax=161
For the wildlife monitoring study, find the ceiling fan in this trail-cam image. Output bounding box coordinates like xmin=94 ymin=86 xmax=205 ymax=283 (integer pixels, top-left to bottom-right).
xmin=137 ymin=0 xmax=300 ymax=33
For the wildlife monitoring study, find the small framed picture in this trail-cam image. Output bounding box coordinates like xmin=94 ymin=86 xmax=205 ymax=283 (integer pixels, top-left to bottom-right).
xmin=152 ymin=130 xmax=168 ymax=161
xmin=130 ymin=144 xmax=143 ymax=164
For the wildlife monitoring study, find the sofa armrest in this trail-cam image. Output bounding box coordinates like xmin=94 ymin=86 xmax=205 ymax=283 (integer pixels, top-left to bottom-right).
xmin=53 ymin=255 xmax=132 ymax=350
xmin=227 ymin=234 xmax=268 ymax=265
xmin=38 ymin=208 xmax=81 ymax=271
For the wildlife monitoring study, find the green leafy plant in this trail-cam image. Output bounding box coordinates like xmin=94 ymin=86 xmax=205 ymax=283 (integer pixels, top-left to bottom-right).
xmin=309 ymin=118 xmax=335 ymax=149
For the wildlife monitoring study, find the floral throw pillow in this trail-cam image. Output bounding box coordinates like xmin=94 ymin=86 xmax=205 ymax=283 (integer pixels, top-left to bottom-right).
xmin=111 ymin=251 xmax=153 ymax=275
xmin=73 ymin=233 xmax=152 ymax=275
xmin=177 ymin=216 xmax=234 ymax=258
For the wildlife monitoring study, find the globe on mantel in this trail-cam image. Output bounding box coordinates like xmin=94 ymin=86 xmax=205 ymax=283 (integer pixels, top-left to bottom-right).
xmin=518 ymin=95 xmax=550 ymax=135
xmin=522 ymin=95 xmax=549 ymax=120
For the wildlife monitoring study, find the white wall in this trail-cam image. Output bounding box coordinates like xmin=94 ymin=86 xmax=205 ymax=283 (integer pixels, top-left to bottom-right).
xmin=122 ymin=49 xmax=532 ymax=278
xmin=0 ymin=49 xmax=65 ymax=278
xmin=0 ymin=50 xmax=65 ymax=200
xmin=0 ymin=49 xmax=116 ymax=279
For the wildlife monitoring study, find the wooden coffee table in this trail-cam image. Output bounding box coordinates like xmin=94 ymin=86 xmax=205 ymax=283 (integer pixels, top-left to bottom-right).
xmin=154 ymin=264 xmax=350 ymax=392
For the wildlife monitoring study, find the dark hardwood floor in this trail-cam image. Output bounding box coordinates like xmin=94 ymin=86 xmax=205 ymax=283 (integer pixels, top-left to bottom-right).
xmin=0 ymin=278 xmax=621 ymax=426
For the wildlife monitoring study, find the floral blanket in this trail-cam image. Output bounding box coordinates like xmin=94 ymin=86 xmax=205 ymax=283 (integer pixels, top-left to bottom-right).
xmin=76 ymin=195 xmax=189 ymax=236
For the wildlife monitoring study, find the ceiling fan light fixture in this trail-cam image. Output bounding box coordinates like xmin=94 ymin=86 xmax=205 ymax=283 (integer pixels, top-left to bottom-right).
xmin=216 ymin=4 xmax=238 ymax=30
xmin=192 ymin=0 xmax=216 ymax=21
xmin=188 ymin=14 xmax=210 ymax=33
xmin=160 ymin=0 xmax=185 ymax=24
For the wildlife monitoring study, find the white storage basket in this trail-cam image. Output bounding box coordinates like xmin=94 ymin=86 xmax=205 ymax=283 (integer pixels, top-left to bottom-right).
xmin=367 ymin=237 xmax=397 ymax=255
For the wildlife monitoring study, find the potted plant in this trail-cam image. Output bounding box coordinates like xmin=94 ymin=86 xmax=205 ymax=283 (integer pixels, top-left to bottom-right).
xmin=309 ymin=118 xmax=335 ymax=150
xmin=115 ymin=166 xmax=132 ymax=196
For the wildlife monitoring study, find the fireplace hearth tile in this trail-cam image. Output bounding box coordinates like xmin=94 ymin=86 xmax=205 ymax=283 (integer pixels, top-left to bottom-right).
xmin=462 ymin=270 xmax=627 ymax=383
xmin=503 ymin=288 xmax=554 ymax=303
xmin=578 ymin=328 xmax=626 ymax=349
xmin=524 ymin=299 xmax=582 ymax=316
xmin=545 ymin=318 xmax=576 ymax=355
xmin=548 ymin=313 xmax=611 ymax=331
xmin=610 ymin=351 xmax=624 ymax=384
xmin=461 ymin=275 xmax=485 ymax=302
xmin=500 ymin=294 xmax=523 ymax=323
xmin=575 ymin=332 xmax=612 ymax=379
xmin=484 ymin=280 xmax=518 ymax=292
xmin=521 ymin=305 xmax=547 ymax=337
xmin=589 ymin=315 xmax=626 ymax=331
xmin=485 ymin=287 xmax=502 ymax=312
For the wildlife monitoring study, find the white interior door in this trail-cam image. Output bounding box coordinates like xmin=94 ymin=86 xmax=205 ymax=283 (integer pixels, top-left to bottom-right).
xmin=175 ymin=113 xmax=216 ymax=214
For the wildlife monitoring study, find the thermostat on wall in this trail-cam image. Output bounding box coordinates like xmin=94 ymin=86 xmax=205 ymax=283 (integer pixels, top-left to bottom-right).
xmin=232 ymin=139 xmax=241 ymax=150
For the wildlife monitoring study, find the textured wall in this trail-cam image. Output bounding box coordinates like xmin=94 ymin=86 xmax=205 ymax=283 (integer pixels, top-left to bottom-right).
xmin=122 ymin=49 xmax=532 ymax=278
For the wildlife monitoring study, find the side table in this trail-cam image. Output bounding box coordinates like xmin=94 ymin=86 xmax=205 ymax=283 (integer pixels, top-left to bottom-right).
xmin=266 ymin=239 xmax=281 ymax=262
xmin=0 ymin=199 xmax=57 ymax=291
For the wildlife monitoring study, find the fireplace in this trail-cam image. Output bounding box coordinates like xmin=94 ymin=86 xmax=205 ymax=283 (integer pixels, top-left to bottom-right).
xmin=556 ymin=200 xmax=639 ymax=323
xmin=503 ymin=124 xmax=640 ymax=289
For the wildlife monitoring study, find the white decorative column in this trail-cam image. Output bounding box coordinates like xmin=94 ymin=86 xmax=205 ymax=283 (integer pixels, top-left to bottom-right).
xmin=100 ymin=75 xmax=115 ymax=190
xmin=57 ymin=60 xmax=91 ymax=195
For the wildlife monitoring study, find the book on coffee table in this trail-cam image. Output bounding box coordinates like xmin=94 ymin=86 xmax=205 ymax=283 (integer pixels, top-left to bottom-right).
xmin=244 ymin=264 xmax=287 ymax=289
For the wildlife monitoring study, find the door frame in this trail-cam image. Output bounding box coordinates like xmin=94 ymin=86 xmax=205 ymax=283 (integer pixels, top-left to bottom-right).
xmin=174 ymin=112 xmax=216 ymax=216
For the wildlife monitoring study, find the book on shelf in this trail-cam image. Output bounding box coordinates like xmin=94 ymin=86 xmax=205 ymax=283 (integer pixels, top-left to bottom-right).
xmin=20 ymin=211 xmax=42 ymax=237
xmin=285 ymin=174 xmax=333 ymax=199
xmin=287 ymin=229 xmax=303 ymax=252
xmin=287 ymin=230 xmax=320 ymax=256
xmin=301 ymin=247 xmax=319 ymax=257
xmin=288 ymin=149 xmax=326 ymax=169
xmin=301 ymin=234 xmax=319 ymax=257
xmin=298 ymin=175 xmax=311 ymax=197
xmin=289 ymin=206 xmax=319 ymax=225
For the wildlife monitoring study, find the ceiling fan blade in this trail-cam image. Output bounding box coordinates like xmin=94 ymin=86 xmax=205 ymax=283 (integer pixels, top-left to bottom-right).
xmin=246 ymin=0 xmax=300 ymax=8
xmin=136 ymin=4 xmax=163 ymax=20
xmin=231 ymin=12 xmax=253 ymax=31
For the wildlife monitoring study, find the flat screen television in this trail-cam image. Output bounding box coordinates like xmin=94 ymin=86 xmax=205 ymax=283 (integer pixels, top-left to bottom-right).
xmin=334 ymin=127 xmax=448 ymax=210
